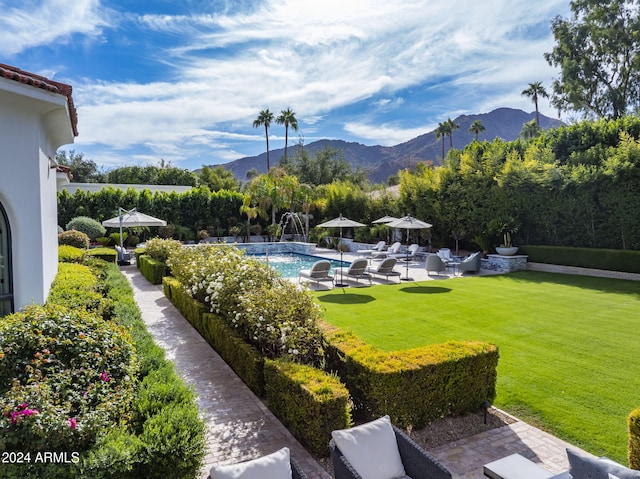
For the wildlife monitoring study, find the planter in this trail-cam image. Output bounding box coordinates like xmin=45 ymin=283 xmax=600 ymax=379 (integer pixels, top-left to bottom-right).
xmin=495 ymin=246 xmax=518 ymax=256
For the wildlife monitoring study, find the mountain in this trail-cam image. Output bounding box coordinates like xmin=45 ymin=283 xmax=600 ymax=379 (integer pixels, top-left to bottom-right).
xmin=219 ymin=108 xmax=563 ymax=183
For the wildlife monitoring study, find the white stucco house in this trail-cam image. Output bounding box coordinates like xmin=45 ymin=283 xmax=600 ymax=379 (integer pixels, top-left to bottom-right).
xmin=0 ymin=63 xmax=77 ymax=316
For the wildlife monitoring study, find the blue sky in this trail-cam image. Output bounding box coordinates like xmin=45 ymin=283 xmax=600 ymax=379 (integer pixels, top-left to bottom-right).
xmin=2 ymin=0 xmax=571 ymax=172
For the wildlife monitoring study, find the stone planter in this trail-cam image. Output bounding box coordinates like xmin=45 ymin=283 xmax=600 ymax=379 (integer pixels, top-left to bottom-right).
xmin=495 ymin=246 xmax=518 ymax=256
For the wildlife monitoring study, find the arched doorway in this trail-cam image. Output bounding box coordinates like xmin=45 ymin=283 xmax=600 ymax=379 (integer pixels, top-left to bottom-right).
xmin=0 ymin=202 xmax=13 ymax=316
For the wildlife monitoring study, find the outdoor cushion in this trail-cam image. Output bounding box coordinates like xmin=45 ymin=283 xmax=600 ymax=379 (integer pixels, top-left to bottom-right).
xmin=209 ymin=447 xmax=292 ymax=479
xmin=331 ymin=415 xmax=406 ymax=479
xmin=566 ymin=448 xmax=640 ymax=479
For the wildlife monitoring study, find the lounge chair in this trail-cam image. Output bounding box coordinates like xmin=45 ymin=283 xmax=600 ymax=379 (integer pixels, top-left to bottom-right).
xmin=298 ymin=260 xmax=334 ymax=287
xmin=366 ymin=257 xmax=401 ymax=283
xmin=458 ymin=251 xmax=481 ymax=274
xmin=389 ymin=243 xmax=420 ymax=262
xmin=114 ymin=245 xmax=131 ymax=265
xmin=357 ymin=240 xmax=386 ymax=257
xmin=330 ymin=415 xmax=452 ymax=479
xmin=426 ymin=254 xmax=446 ymax=276
xmin=209 ymin=447 xmax=307 ymax=479
xmin=437 ymin=248 xmax=453 ymax=262
xmin=371 ymin=241 xmax=402 ymax=260
xmin=334 ymin=258 xmax=370 ymax=286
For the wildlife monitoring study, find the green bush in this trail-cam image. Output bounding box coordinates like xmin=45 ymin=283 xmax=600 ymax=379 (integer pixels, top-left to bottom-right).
xmin=520 ymin=245 xmax=640 ymax=274
xmin=66 ymin=216 xmax=106 ymax=240
xmin=135 ymin=248 xmax=147 ymax=268
xmin=58 ymin=245 xmax=87 ymax=263
xmin=138 ymin=255 xmax=167 ymax=285
xmin=322 ymin=322 xmax=499 ymax=428
xmin=59 ymin=230 xmax=90 ymax=249
xmin=629 ymin=407 xmax=640 ymax=469
xmin=88 ymin=247 xmax=118 ymax=263
xmin=264 ymin=359 xmax=351 ymax=456
xmin=144 ymin=238 xmax=182 ymax=263
xmin=48 ymin=263 xmax=114 ymax=319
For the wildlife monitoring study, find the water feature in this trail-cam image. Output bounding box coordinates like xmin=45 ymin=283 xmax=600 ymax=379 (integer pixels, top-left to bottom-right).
xmin=279 ymin=212 xmax=305 ymax=242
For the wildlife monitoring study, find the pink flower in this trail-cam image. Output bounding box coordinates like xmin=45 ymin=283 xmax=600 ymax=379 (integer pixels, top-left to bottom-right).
xmin=69 ymin=417 xmax=77 ymax=429
xmin=100 ymin=372 xmax=110 ymax=382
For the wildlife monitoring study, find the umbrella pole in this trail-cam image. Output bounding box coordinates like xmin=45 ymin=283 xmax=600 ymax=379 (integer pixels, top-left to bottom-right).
xmin=401 ymin=227 xmax=414 ymax=281
xmin=119 ymin=207 xmax=124 ymax=249
xmin=335 ymin=227 xmax=347 ymax=288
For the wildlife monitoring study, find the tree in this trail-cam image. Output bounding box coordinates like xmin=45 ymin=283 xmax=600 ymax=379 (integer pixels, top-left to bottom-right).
xmin=435 ymin=122 xmax=448 ymax=160
xmin=520 ymin=119 xmax=540 ymax=140
xmin=198 ymin=165 xmax=240 ymax=191
xmin=521 ymin=81 xmax=549 ymax=127
xmin=445 ymin=117 xmax=459 ymax=148
xmin=275 ymin=108 xmax=299 ymax=163
xmin=544 ymin=0 xmax=640 ymax=120
xmin=468 ymin=119 xmax=486 ymax=141
xmin=56 ymin=150 xmax=103 ymax=182
xmin=253 ymin=109 xmax=275 ymax=171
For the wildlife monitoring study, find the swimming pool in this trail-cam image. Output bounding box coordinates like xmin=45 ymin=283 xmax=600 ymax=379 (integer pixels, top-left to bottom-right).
xmin=252 ymin=253 xmax=348 ymax=278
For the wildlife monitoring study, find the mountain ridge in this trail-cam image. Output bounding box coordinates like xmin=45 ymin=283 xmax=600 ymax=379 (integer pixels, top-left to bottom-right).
xmin=218 ymin=107 xmax=563 ymax=183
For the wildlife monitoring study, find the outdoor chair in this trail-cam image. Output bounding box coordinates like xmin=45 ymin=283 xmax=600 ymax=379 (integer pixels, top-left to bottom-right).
xmin=114 ymin=245 xmax=132 ymax=265
xmin=389 ymin=243 xmax=420 ymax=262
xmin=458 ymin=251 xmax=481 ymax=274
xmin=298 ymin=260 xmax=334 ymax=287
xmin=436 ymin=248 xmax=453 ymax=263
xmin=330 ymin=415 xmax=452 ymax=479
xmin=334 ymin=258 xmax=370 ymax=286
xmin=366 ymin=257 xmax=401 ymax=283
xmin=357 ymin=240 xmax=386 ymax=257
xmin=372 ymin=241 xmax=402 ymax=260
xmin=209 ymin=447 xmax=307 ymax=479
xmin=426 ymin=254 xmax=446 ymax=276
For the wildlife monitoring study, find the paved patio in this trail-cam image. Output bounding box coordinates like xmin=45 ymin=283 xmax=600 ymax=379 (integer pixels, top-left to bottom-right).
xmin=121 ymin=257 xmax=600 ymax=479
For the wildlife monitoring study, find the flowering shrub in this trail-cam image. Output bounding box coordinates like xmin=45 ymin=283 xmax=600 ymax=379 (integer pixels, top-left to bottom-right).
xmin=167 ymin=244 xmax=324 ymax=365
xmin=58 ymin=229 xmax=90 ymax=249
xmin=144 ymin=237 xmax=183 ymax=263
xmin=0 ymin=303 xmax=137 ymax=452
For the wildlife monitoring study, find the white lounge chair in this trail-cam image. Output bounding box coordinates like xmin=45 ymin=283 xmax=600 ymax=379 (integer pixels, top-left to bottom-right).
xmin=298 ymin=260 xmax=334 ymax=287
xmin=389 ymin=244 xmax=420 ymax=262
xmin=334 ymin=258 xmax=370 ymax=286
xmin=371 ymin=241 xmax=402 ymax=260
xmin=437 ymin=248 xmax=453 ymax=262
xmin=357 ymin=240 xmax=386 ymax=257
xmin=366 ymin=257 xmax=401 ymax=283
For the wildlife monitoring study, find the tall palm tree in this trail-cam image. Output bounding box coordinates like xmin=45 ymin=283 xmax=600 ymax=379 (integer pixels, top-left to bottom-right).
xmin=521 ymin=82 xmax=549 ymax=127
xmin=275 ymin=108 xmax=299 ymax=163
xmin=445 ymin=117 xmax=459 ymax=148
xmin=435 ymin=122 xmax=448 ymax=160
xmin=253 ymin=109 xmax=275 ymax=171
xmin=468 ymin=119 xmax=485 ymax=141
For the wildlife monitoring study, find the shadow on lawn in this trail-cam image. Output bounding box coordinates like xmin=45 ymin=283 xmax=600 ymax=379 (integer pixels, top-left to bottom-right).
xmin=400 ymin=285 xmax=451 ymax=294
xmin=316 ymin=293 xmax=376 ymax=304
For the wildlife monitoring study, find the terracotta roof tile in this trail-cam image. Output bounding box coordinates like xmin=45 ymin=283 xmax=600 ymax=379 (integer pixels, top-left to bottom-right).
xmin=0 ymin=63 xmax=78 ymax=137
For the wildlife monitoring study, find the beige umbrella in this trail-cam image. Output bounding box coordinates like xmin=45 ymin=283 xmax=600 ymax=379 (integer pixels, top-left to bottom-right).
xmin=102 ymin=207 xmax=166 ymax=248
xmin=318 ymin=214 xmax=366 ymax=287
xmin=386 ymin=215 xmax=432 ymax=281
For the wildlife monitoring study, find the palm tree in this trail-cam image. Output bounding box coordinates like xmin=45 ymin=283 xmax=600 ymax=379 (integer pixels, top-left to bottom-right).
xmin=445 ymin=117 xmax=459 ymax=148
xmin=435 ymin=122 xmax=448 ymax=160
xmin=520 ymin=119 xmax=540 ymax=140
xmin=468 ymin=119 xmax=485 ymax=141
xmin=253 ymin=109 xmax=275 ymax=171
xmin=275 ymin=108 xmax=299 ymax=163
xmin=521 ymin=82 xmax=549 ymax=127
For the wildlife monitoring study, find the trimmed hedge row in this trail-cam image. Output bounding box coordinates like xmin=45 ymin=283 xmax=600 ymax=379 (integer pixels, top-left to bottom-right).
xmin=629 ymin=407 xmax=640 ymax=469
xmin=264 ymin=360 xmax=351 ymax=456
xmin=520 ymin=245 xmax=640 ymax=274
xmin=321 ymin=321 xmax=499 ymax=429
xmin=87 ymin=247 xmax=117 ymax=263
xmin=161 ymin=277 xmax=351 ymax=455
xmin=138 ymin=255 xmax=168 ymax=285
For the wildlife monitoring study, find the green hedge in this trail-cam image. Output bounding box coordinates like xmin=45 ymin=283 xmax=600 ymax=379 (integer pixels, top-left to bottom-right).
xmin=264 ymin=359 xmax=351 ymax=457
xmin=88 ymin=247 xmax=117 ymax=263
xmin=520 ymin=245 xmax=640 ymax=274
xmin=629 ymin=407 xmax=640 ymax=469
xmin=161 ymin=277 xmax=205 ymax=327
xmin=138 ymin=255 xmax=168 ymax=285
xmin=322 ymin=322 xmax=498 ymax=429
xmin=135 ymin=247 xmax=147 ymax=267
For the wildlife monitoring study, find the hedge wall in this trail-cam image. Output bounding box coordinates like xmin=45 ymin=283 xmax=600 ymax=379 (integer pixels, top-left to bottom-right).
xmin=321 ymin=321 xmax=498 ymax=429
xmin=629 ymin=407 xmax=640 ymax=470
xmin=520 ymin=245 xmax=640 ymax=274
xmin=138 ymin=255 xmax=167 ymax=285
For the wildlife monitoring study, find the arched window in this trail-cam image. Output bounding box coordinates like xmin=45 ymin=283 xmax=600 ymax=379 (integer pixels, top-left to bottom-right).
xmin=0 ymin=202 xmax=13 ymax=317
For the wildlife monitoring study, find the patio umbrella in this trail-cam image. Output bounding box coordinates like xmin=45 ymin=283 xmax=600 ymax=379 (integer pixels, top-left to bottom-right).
xmin=386 ymin=215 xmax=432 ymax=281
xmin=317 ymin=214 xmax=366 ymax=287
xmin=102 ymin=207 xmax=167 ymax=248
xmin=372 ymin=215 xmax=399 ymax=224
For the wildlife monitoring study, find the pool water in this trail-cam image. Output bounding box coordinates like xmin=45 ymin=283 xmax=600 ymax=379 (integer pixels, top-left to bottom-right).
xmin=252 ymin=253 xmax=348 ymax=278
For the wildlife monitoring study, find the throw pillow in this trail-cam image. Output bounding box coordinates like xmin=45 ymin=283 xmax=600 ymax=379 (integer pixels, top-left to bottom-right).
xmin=209 ymin=447 xmax=292 ymax=479
xmin=567 ymin=448 xmax=640 ymax=479
xmin=331 ymin=415 xmax=406 ymax=479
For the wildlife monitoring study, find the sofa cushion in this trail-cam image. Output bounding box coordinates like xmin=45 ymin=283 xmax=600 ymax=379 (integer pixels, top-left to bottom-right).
xmin=331 ymin=415 xmax=405 ymax=479
xmin=567 ymin=448 xmax=640 ymax=479
xmin=209 ymin=447 xmax=292 ymax=479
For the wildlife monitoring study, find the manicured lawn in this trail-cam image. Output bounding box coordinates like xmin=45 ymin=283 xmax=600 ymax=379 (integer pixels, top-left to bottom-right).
xmin=315 ymin=271 xmax=640 ymax=463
